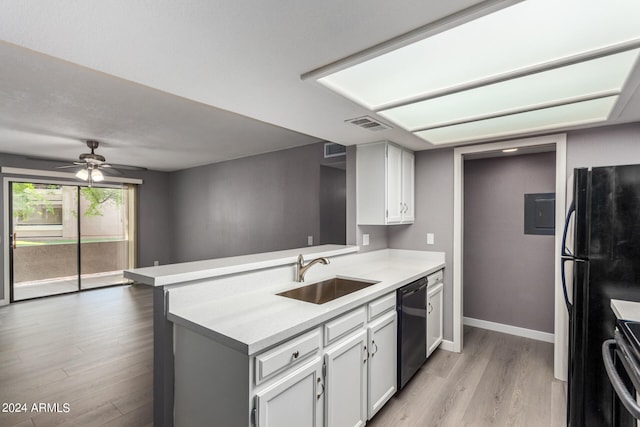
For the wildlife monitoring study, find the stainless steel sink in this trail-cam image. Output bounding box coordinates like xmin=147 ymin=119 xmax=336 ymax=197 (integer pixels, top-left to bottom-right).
xmin=277 ymin=277 xmax=380 ymax=304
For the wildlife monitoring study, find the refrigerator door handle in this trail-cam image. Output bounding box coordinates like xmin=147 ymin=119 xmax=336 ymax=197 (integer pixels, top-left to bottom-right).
xmin=562 ymin=200 xmax=576 ymax=258
xmin=561 ymin=200 xmax=576 ymax=313
xmin=561 ymin=258 xmax=572 ymax=314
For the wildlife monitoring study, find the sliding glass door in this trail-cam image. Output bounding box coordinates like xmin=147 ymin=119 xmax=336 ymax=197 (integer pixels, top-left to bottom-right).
xmin=10 ymin=183 xmax=79 ymax=301
xmin=79 ymin=186 xmax=133 ymax=290
xmin=9 ymin=181 xmax=135 ymax=301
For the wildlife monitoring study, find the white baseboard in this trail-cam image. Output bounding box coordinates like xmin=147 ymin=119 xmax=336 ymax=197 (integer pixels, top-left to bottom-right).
xmin=0 ymin=298 xmax=7 ymax=306
xmin=439 ymin=339 xmax=456 ymax=352
xmin=464 ymin=317 xmax=554 ymax=343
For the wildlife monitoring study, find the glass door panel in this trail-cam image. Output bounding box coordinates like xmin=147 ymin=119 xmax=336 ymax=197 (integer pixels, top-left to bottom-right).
xmin=79 ymin=186 xmax=133 ymax=290
xmin=10 ymin=182 xmax=79 ymax=301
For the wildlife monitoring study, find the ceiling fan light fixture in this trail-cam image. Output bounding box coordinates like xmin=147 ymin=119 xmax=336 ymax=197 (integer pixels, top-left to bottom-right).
xmin=91 ymin=169 xmax=104 ymax=182
xmin=76 ymin=168 xmax=89 ymax=180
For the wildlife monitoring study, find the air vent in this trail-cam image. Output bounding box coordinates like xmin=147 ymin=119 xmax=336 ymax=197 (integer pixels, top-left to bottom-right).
xmin=346 ymin=116 xmax=391 ymax=131
xmin=324 ymin=143 xmax=347 ymax=158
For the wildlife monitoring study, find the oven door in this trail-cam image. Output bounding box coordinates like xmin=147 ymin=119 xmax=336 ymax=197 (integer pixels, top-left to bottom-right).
xmin=603 ymin=334 xmax=640 ymax=426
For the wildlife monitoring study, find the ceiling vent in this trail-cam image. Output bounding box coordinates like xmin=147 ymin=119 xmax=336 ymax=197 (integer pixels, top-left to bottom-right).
xmin=346 ymin=116 xmax=391 ymax=131
xmin=324 ymin=142 xmax=347 ymax=158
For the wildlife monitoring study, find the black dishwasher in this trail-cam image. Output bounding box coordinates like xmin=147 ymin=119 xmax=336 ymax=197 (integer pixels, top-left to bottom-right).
xmin=397 ymin=276 xmax=427 ymax=390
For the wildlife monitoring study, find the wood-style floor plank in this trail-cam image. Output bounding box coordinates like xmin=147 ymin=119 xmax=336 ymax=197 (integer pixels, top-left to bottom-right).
xmin=0 ymin=285 xmax=153 ymax=427
xmin=369 ymin=327 xmax=566 ymax=427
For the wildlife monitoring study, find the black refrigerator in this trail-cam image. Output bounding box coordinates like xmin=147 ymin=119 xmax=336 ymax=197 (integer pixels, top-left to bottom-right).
xmin=562 ymin=165 xmax=640 ymax=427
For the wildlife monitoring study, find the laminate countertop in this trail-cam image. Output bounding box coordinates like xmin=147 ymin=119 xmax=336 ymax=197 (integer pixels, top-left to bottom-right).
xmin=611 ymin=299 xmax=640 ymax=322
xmin=165 ymin=249 xmax=445 ymax=356
xmin=124 ymin=244 xmax=359 ymax=286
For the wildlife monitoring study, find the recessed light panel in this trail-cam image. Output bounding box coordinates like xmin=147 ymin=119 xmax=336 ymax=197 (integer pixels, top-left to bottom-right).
xmin=318 ymin=0 xmax=640 ymax=110
xmin=378 ymin=49 xmax=639 ymax=131
xmin=315 ymin=0 xmax=640 ymax=144
xmin=415 ymin=96 xmax=618 ymax=145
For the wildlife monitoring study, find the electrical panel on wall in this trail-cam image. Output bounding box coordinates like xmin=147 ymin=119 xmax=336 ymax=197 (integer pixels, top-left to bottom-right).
xmin=524 ymin=193 xmax=555 ymax=235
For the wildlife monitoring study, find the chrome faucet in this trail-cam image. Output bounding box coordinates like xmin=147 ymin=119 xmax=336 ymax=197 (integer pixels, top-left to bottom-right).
xmin=295 ymin=254 xmax=330 ymax=282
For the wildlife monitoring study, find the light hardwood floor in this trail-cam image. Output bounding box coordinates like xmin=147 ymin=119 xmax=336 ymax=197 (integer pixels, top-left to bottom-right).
xmin=1 ymin=285 xmax=565 ymax=427
xmin=0 ymin=284 xmax=153 ymax=427
xmin=369 ymin=326 xmax=567 ymax=427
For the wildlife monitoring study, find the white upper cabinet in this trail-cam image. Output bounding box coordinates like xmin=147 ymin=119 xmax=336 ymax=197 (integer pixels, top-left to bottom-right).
xmin=401 ymin=149 xmax=415 ymax=223
xmin=357 ymin=141 xmax=415 ymax=225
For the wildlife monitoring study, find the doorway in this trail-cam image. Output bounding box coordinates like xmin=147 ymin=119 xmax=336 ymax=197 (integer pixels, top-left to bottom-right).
xmin=463 ymin=151 xmax=556 ymax=340
xmin=453 ymin=134 xmax=568 ymax=381
xmin=319 ymin=164 xmax=346 ymax=245
xmin=9 ymin=181 xmax=136 ymax=301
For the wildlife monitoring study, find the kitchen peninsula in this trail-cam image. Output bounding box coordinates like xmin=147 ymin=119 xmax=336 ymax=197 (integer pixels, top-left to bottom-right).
xmin=125 ymin=245 xmax=445 ymax=427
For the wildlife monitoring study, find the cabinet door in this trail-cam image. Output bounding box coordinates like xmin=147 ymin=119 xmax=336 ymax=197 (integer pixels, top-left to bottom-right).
xmin=386 ymin=144 xmax=403 ymax=224
xmin=256 ymin=357 xmax=323 ymax=427
xmin=325 ymin=330 xmax=367 ymax=427
xmin=401 ymin=150 xmax=415 ymax=223
xmin=367 ymin=311 xmax=397 ymax=419
xmin=427 ymin=283 xmax=444 ymax=357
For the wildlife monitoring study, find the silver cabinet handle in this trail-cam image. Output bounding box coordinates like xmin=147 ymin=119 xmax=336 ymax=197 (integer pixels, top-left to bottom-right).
xmin=316 ymin=378 xmax=324 ymax=400
xmin=371 ymin=340 xmax=378 ymax=357
xmin=292 ymin=350 xmax=299 ymax=359
xmin=602 ymin=339 xmax=640 ymax=419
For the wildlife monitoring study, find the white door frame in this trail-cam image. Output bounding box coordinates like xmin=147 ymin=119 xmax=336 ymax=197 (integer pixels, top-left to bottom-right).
xmin=452 ymin=133 xmax=567 ymax=381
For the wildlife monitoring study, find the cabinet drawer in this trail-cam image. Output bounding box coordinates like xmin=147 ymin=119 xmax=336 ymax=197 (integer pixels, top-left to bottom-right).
xmin=255 ymin=329 xmax=321 ymax=385
xmin=324 ymin=307 xmax=366 ymax=346
xmin=427 ymin=269 xmax=443 ymax=287
xmin=368 ymin=293 xmax=396 ymax=321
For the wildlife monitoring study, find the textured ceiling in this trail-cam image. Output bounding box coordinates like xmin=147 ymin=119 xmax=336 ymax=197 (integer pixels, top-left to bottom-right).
xmin=0 ymin=0 xmax=639 ymax=171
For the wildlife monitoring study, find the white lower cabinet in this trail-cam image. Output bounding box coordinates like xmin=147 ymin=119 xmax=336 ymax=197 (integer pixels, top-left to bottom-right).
xmin=367 ymin=311 xmax=397 ymax=419
xmin=173 ymin=293 xmax=398 ymax=427
xmin=324 ymin=330 xmax=368 ymax=427
xmin=255 ymin=357 xmax=324 ymax=427
xmin=427 ymin=282 xmax=444 ymax=357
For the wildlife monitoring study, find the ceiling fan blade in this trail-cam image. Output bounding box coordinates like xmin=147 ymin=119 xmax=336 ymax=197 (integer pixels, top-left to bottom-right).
xmin=108 ymin=163 xmax=148 ymax=171
xmin=101 ymin=167 xmax=124 ymax=176
xmin=27 ymin=150 xmax=148 ymax=172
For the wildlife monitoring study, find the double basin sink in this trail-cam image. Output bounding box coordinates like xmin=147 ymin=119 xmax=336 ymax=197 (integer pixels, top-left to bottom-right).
xmin=277 ymin=277 xmax=380 ymax=305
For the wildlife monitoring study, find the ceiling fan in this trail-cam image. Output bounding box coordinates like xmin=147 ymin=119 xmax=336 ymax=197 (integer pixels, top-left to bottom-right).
xmin=56 ymin=140 xmax=145 ymax=184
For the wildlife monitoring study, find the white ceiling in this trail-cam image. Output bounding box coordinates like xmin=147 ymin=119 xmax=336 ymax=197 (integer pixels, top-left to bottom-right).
xmin=1 ymin=0 xmax=639 ymax=172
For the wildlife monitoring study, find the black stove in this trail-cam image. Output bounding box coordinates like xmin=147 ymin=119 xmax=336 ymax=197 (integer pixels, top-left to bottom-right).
xmin=604 ymin=320 xmax=640 ymax=424
xmin=618 ymin=320 xmax=640 ymax=364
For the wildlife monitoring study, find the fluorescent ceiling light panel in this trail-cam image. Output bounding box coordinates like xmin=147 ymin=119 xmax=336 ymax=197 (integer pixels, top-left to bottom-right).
xmin=378 ymin=49 xmax=640 ymax=131
xmin=318 ymin=0 xmax=640 ymax=110
xmin=415 ymin=96 xmax=618 ymax=145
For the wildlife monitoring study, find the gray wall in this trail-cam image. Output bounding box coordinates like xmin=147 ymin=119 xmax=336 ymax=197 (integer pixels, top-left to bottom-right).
xmin=133 ymin=169 xmax=172 ymax=267
xmin=169 ymin=142 xmax=341 ymax=262
xmin=0 ymin=153 xmax=171 ymax=301
xmin=463 ymin=152 xmax=556 ymax=333
xmin=319 ymin=165 xmax=346 ymax=245
xmin=388 ymin=148 xmax=454 ymax=339
xmin=567 ymin=122 xmax=640 ymax=171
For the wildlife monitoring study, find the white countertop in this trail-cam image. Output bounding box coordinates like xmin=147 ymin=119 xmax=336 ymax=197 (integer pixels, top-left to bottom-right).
xmin=611 ymin=299 xmax=640 ymax=322
xmin=166 ymin=249 xmax=445 ymax=356
xmin=124 ymin=244 xmax=359 ymax=286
